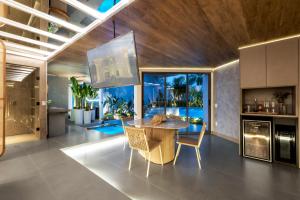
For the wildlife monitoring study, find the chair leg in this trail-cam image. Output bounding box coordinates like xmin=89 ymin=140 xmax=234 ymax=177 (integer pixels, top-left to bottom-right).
xmin=173 ymin=144 xmax=181 ymax=165
xmin=123 ymin=137 xmax=126 ymax=150
xmin=195 ymin=147 xmax=201 ymax=169
xmin=146 ymin=152 xmax=151 ymax=177
xmin=128 ymin=149 xmax=133 ymax=171
xmin=159 ymin=145 xmax=163 ymax=166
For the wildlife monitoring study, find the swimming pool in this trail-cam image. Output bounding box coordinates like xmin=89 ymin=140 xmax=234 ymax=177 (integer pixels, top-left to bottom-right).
xmin=88 ymin=120 xmax=124 ymax=135
xmin=92 ymin=125 xmax=124 ymax=135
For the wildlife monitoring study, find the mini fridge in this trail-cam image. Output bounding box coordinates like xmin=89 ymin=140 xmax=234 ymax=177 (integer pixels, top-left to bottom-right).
xmin=243 ymin=120 xmax=272 ymax=162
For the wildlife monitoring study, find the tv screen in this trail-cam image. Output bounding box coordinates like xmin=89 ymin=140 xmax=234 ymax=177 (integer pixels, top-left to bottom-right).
xmin=87 ymin=31 xmax=140 ymax=88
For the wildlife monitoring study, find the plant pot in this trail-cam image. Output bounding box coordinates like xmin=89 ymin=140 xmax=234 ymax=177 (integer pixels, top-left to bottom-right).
xmin=91 ymin=109 xmax=96 ymax=121
xmin=70 ymin=109 xmax=75 ymax=121
xmin=84 ymin=110 xmax=92 ymax=124
xmin=74 ymin=109 xmax=84 ymax=125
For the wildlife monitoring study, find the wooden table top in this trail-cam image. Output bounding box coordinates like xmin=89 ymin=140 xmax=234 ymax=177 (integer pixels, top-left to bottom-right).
xmin=127 ymin=118 xmax=189 ymax=130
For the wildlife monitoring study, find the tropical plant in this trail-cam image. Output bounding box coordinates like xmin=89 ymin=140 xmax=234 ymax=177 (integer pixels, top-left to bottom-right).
xmin=171 ymin=76 xmax=186 ymax=106
xmin=103 ymin=95 xmax=119 ymax=114
xmin=189 ymin=88 xmax=203 ymax=107
xmin=88 ymin=87 xmax=98 ymax=109
xmin=70 ymin=77 xmax=84 ymax=109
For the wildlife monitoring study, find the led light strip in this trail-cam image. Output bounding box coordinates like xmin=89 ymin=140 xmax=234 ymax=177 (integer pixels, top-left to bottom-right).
xmin=213 ymin=59 xmax=239 ymax=71
xmin=6 ymin=50 xmax=47 ymax=60
xmin=0 ymin=31 xmax=59 ymax=50
xmin=60 ymin=0 xmax=104 ymax=19
xmin=0 ymin=0 xmax=84 ymax=33
xmin=4 ymin=41 xmax=52 ymax=56
xmin=0 ymin=17 xmax=70 ymax=43
xmin=47 ymin=0 xmax=135 ymax=60
xmin=239 ymin=33 xmax=300 ymax=50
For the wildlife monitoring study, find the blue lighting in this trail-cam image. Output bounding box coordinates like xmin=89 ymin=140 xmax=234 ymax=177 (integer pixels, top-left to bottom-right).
xmin=93 ymin=125 xmax=123 ymax=135
xmin=98 ymin=0 xmax=121 ymax=13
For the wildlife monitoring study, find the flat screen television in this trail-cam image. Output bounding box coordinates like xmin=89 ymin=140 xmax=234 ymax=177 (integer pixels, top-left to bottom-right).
xmin=87 ymin=31 xmax=140 ymax=88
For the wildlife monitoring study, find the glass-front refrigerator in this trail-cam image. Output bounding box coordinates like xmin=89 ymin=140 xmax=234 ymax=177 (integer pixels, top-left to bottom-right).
xmin=243 ymin=120 xmax=272 ymax=162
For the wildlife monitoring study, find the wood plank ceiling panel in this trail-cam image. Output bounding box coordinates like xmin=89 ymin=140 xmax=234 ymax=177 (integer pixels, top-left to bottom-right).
xmin=48 ymin=0 xmax=300 ymax=77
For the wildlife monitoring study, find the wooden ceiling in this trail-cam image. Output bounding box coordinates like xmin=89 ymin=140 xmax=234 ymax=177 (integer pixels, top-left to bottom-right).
xmin=49 ymin=0 xmax=300 ymax=76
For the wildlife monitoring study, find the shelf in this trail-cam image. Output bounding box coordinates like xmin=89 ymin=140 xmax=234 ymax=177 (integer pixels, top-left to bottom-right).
xmin=241 ymin=113 xmax=298 ymax=119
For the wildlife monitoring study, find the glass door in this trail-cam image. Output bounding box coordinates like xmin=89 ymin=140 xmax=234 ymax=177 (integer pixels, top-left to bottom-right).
xmin=166 ymin=74 xmax=187 ymax=119
xmin=142 ymin=72 xmax=210 ymax=133
xmin=143 ymin=74 xmax=165 ymax=119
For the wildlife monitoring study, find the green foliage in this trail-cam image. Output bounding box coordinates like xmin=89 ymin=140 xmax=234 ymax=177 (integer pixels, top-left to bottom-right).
xmin=189 ymin=88 xmax=203 ymax=108
xmin=103 ymin=95 xmax=134 ymax=119
xmin=70 ymin=77 xmax=98 ymax=110
xmin=70 ymin=77 xmax=83 ymax=109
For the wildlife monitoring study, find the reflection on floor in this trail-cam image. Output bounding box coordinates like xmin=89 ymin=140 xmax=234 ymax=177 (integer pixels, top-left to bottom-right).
xmin=5 ymin=133 xmax=38 ymax=145
xmin=62 ymin=133 xmax=300 ymax=200
xmin=1 ymin=124 xmax=300 ymax=200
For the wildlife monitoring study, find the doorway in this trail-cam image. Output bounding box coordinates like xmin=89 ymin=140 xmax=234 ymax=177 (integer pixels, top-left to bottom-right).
xmin=5 ymin=64 xmax=40 ymax=144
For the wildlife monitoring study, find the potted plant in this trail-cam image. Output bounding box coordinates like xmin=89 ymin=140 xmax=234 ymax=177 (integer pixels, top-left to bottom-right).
xmin=88 ymin=86 xmax=98 ymax=121
xmin=82 ymin=83 xmax=92 ymax=124
xmin=70 ymin=77 xmax=84 ymax=125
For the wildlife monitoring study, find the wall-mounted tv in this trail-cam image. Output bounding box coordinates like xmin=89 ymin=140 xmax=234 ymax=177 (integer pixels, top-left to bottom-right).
xmin=87 ymin=31 xmax=140 ymax=89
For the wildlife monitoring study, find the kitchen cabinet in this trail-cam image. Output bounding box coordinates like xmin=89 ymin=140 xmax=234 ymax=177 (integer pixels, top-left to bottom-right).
xmin=240 ymin=45 xmax=266 ymax=88
xmin=266 ymin=38 xmax=298 ymax=87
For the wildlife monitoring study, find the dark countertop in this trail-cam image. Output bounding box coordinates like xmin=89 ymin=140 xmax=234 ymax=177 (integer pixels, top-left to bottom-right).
xmin=48 ymin=107 xmax=69 ymax=114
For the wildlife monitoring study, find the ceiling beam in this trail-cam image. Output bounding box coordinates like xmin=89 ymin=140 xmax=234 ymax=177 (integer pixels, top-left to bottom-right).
xmin=59 ymin=0 xmax=104 ymax=19
xmin=4 ymin=41 xmax=52 ymax=56
xmin=6 ymin=50 xmax=47 ymax=60
xmin=0 ymin=17 xmax=70 ymax=43
xmin=47 ymin=0 xmax=135 ymax=60
xmin=0 ymin=31 xmax=59 ymax=50
xmin=0 ymin=0 xmax=84 ymax=33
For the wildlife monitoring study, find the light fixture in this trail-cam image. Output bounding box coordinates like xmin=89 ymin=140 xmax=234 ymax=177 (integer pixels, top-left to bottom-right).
xmin=0 ymin=17 xmax=70 ymax=42
xmin=213 ymin=59 xmax=239 ymax=71
xmin=239 ymin=34 xmax=300 ymax=50
xmin=4 ymin=41 xmax=52 ymax=56
xmin=6 ymin=50 xmax=47 ymax=60
xmin=0 ymin=0 xmax=83 ymax=33
xmin=60 ymin=0 xmax=104 ymax=19
xmin=0 ymin=31 xmax=59 ymax=50
xmin=47 ymin=0 xmax=135 ymax=60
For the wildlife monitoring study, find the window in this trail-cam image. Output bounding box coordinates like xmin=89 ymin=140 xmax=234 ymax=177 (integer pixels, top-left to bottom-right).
xmin=143 ymin=73 xmax=210 ymax=133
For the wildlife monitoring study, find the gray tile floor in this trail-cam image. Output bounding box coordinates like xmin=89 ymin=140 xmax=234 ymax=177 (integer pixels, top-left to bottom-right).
xmin=1 ymin=125 xmax=300 ymax=200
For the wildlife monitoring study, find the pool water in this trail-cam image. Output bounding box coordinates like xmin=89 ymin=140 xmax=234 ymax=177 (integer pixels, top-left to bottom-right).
xmin=93 ymin=125 xmax=124 ymax=135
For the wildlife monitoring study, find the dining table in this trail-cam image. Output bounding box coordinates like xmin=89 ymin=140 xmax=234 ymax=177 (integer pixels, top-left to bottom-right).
xmin=127 ymin=118 xmax=189 ymax=164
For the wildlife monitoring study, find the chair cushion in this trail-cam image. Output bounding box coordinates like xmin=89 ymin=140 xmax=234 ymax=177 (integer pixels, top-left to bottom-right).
xmin=177 ymin=137 xmax=198 ymax=147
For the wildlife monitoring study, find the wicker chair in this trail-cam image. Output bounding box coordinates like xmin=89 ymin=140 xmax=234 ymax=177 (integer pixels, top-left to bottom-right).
xmin=173 ymin=122 xmax=207 ymax=169
xmin=124 ymin=126 xmax=163 ymax=177
xmin=121 ymin=116 xmax=134 ymax=150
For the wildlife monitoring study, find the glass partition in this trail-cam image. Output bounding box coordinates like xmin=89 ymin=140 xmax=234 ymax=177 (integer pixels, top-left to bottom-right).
xmin=143 ymin=73 xmax=210 ymax=133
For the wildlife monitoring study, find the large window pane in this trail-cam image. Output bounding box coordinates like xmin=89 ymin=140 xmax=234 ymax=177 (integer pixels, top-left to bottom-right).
xmin=188 ymin=74 xmax=209 ymax=132
xmin=166 ymin=74 xmax=187 ymax=118
xmin=142 ymin=73 xmax=209 ymax=133
xmin=143 ymin=74 xmax=165 ymax=118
